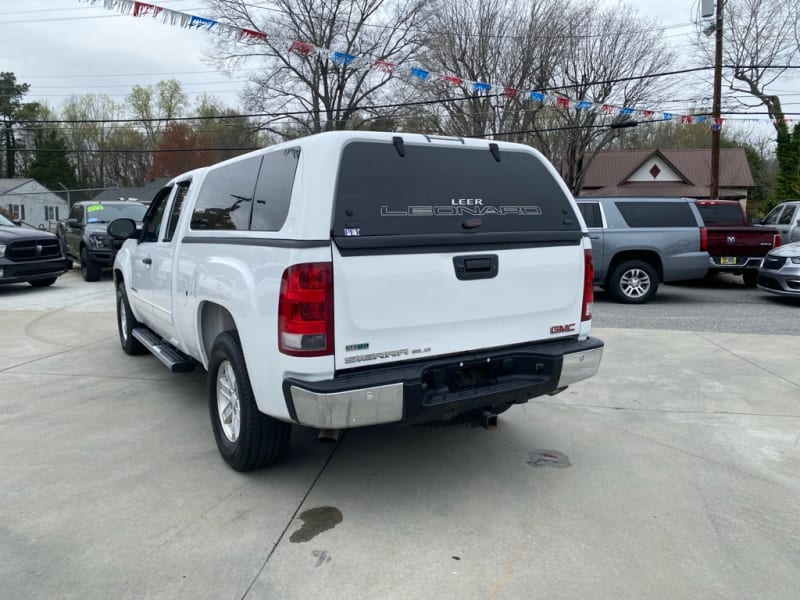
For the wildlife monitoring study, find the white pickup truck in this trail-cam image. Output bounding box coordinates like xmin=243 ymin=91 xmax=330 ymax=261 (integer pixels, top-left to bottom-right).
xmin=109 ymin=131 xmax=603 ymax=471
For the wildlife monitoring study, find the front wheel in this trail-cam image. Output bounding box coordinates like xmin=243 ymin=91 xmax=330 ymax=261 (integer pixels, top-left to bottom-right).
xmin=742 ymin=269 xmax=758 ymax=288
xmin=80 ymin=247 xmax=100 ymax=282
xmin=208 ymin=331 xmax=291 ymax=472
xmin=609 ymin=260 xmax=659 ymax=304
xmin=116 ymin=282 xmax=146 ymax=355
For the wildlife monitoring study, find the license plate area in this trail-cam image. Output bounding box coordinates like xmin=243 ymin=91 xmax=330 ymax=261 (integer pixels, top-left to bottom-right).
xmin=421 ymin=355 xmax=552 ymax=405
xmin=720 ymin=256 xmax=739 ymax=265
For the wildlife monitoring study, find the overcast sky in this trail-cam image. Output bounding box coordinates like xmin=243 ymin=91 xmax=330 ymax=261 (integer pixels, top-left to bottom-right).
xmin=0 ymin=0 xmax=784 ymax=137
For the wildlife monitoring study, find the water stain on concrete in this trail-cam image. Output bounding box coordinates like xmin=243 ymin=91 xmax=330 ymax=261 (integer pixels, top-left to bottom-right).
xmin=527 ymin=449 xmax=571 ymax=469
xmin=311 ymin=549 xmax=332 ymax=567
xmin=289 ymin=506 xmax=343 ymax=543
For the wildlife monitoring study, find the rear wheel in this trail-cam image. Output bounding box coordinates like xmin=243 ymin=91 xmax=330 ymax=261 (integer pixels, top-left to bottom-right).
xmin=116 ymin=282 xmax=146 ymax=355
xmin=80 ymin=247 xmax=100 ymax=282
xmin=208 ymin=331 xmax=291 ymax=472
xmin=29 ymin=278 xmax=57 ymax=287
xmin=609 ymin=260 xmax=659 ymax=304
xmin=742 ymin=269 xmax=758 ymax=288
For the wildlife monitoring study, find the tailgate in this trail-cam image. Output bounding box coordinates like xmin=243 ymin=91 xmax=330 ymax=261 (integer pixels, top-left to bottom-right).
xmin=329 ymin=137 xmax=586 ymax=371
xmin=332 ymin=244 xmax=584 ymax=370
xmin=706 ymin=227 xmax=777 ymax=257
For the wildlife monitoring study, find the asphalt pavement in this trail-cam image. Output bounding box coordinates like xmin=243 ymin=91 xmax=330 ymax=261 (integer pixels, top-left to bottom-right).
xmin=1 ymin=271 xmax=798 ymax=600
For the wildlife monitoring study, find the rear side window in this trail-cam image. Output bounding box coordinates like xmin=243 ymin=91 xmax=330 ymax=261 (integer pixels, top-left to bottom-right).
xmin=250 ymin=148 xmax=300 ymax=231
xmin=191 ymin=156 xmax=260 ymax=231
xmin=333 ymin=141 xmax=580 ymax=246
xmin=696 ymin=203 xmax=742 ymax=225
xmin=778 ymin=205 xmax=797 ymax=225
xmin=615 ymin=202 xmax=697 ymax=228
xmin=577 ymin=202 xmax=603 ymax=228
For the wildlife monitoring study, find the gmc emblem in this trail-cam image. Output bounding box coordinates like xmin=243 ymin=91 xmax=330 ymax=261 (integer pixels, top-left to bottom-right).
xmin=550 ymin=323 xmax=576 ymax=334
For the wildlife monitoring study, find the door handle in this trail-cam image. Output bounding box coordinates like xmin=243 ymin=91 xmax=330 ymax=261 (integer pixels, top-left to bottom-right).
xmin=589 ymin=235 xmax=601 ymax=240
xmin=142 ymin=257 xmax=152 ymax=265
xmin=453 ymin=254 xmax=498 ymax=280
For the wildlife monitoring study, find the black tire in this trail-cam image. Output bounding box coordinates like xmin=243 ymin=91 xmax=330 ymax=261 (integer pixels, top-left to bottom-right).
xmin=80 ymin=247 xmax=100 ymax=282
xmin=742 ymin=269 xmax=758 ymax=288
xmin=608 ymin=260 xmax=659 ymax=304
xmin=29 ymin=277 xmax=57 ymax=287
xmin=208 ymin=331 xmax=291 ymax=472
xmin=116 ymin=282 xmax=146 ymax=355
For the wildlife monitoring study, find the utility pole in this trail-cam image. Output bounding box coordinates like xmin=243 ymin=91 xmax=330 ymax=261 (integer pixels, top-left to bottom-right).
xmin=709 ymin=0 xmax=723 ymax=199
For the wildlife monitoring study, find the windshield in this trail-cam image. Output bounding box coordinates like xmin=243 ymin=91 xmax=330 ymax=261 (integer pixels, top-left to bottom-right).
xmin=697 ymin=204 xmax=743 ymax=225
xmin=85 ymin=203 xmax=147 ymax=224
xmin=0 ymin=213 xmax=15 ymax=226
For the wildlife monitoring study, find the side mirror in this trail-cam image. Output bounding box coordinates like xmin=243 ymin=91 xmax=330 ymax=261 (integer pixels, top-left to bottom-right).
xmin=67 ymin=218 xmax=80 ymax=228
xmin=750 ymin=217 xmax=762 ymax=225
xmin=108 ymin=218 xmax=137 ymax=239
xmin=12 ymin=219 xmax=22 ymax=226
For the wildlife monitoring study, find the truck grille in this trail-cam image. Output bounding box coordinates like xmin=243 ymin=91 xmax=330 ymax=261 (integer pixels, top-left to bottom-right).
xmin=761 ymin=256 xmax=786 ymax=271
xmin=6 ymin=239 xmax=62 ymax=262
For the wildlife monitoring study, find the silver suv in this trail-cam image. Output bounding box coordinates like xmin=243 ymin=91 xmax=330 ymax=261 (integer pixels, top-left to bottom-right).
xmin=755 ymin=200 xmax=800 ymax=245
xmin=576 ymin=197 xmax=709 ymax=303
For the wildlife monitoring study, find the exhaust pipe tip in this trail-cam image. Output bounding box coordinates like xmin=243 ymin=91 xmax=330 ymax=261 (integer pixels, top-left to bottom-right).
xmin=318 ymin=429 xmax=341 ymax=443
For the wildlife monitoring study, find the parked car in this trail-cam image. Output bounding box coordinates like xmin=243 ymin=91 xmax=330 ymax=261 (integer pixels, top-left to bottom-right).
xmin=0 ymin=212 xmax=66 ymax=286
xmin=57 ymin=200 xmax=147 ymax=281
xmin=694 ymin=199 xmax=779 ymax=287
xmin=757 ymin=241 xmax=800 ymax=298
xmin=753 ymin=200 xmax=800 ymax=245
xmin=575 ymin=197 xmax=709 ymax=303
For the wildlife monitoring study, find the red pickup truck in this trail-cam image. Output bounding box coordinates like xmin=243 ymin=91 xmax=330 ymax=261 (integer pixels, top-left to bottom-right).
xmin=695 ymin=200 xmax=780 ymax=286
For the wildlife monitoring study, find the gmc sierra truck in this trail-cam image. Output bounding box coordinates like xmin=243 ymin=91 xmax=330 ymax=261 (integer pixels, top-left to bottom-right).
xmin=108 ymin=131 xmax=604 ymax=472
xmin=694 ymin=199 xmax=780 ymax=287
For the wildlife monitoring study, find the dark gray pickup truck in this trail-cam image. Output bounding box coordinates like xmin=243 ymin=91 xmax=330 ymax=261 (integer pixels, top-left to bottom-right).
xmin=576 ymin=197 xmax=709 ymax=303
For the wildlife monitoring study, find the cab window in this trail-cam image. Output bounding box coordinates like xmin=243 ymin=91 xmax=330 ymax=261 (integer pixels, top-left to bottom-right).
xmin=141 ymin=187 xmax=172 ymax=243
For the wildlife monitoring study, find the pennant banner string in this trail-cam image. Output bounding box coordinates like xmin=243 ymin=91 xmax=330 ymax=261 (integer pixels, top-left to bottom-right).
xmin=80 ymin=0 xmax=795 ymax=128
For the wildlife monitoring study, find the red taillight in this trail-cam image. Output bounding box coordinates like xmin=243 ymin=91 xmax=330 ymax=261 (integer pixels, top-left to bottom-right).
xmin=582 ymin=249 xmax=594 ymax=322
xmin=700 ymin=227 xmax=708 ymax=252
xmin=773 ymin=233 xmax=781 ymax=248
xmin=278 ymin=263 xmax=333 ymax=357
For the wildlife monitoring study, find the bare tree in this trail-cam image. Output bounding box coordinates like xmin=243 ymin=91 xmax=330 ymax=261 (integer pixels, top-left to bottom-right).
xmin=697 ymin=0 xmax=800 ymax=126
xmin=534 ymin=2 xmax=675 ymax=194
xmin=208 ymin=0 xmax=429 ymax=138
xmin=126 ymin=79 xmax=189 ymax=147
xmin=418 ymin=0 xmax=566 ymax=139
xmin=695 ymin=0 xmax=800 ymax=200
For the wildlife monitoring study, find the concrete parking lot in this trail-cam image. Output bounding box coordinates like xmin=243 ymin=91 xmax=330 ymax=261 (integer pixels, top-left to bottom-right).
xmin=1 ymin=271 xmax=798 ymax=599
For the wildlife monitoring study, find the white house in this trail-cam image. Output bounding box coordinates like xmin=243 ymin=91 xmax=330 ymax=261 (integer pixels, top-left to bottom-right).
xmin=0 ymin=179 xmax=69 ymax=230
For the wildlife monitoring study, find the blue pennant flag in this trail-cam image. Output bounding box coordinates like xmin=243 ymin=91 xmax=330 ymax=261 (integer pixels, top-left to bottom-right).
xmin=576 ymin=100 xmax=593 ymax=111
xmin=663 ymin=112 xmax=674 ymax=121
xmin=188 ymin=16 xmax=217 ymax=30
xmin=411 ymin=68 xmax=429 ymax=81
xmin=530 ymin=91 xmax=546 ymax=103
xmin=696 ymin=116 xmax=707 ymax=123
xmin=332 ymin=52 xmax=356 ymax=66
xmin=473 ymin=82 xmax=492 ymax=93
xmin=619 ymin=107 xmax=635 ymax=116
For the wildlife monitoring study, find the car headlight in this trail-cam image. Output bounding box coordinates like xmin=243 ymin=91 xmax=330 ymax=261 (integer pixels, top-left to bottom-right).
xmin=0 ymin=244 xmax=5 ymax=258
xmin=90 ymin=235 xmax=111 ymax=249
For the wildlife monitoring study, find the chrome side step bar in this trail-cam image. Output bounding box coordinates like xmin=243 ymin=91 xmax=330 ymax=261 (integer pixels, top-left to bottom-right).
xmin=131 ymin=327 xmax=195 ymax=373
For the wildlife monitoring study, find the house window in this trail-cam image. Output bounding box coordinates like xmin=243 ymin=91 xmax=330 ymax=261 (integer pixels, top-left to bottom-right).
xmin=7 ymin=204 xmax=25 ymax=220
xmin=45 ymin=206 xmax=60 ymax=221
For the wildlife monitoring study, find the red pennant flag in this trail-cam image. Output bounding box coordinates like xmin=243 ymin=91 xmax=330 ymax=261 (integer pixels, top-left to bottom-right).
xmin=288 ymin=41 xmax=314 ymax=56
xmin=681 ymin=115 xmax=693 ymax=124
xmin=444 ymin=75 xmax=462 ymax=86
xmin=133 ymin=2 xmax=162 ymax=17
xmin=601 ymin=104 xmax=613 ymax=114
xmin=503 ymin=87 xmax=519 ymax=99
xmin=240 ymin=29 xmax=267 ymax=41
xmin=642 ymin=110 xmax=654 ymax=118
xmin=372 ymin=61 xmax=395 ymax=73
xmin=556 ymin=97 xmax=570 ymax=109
